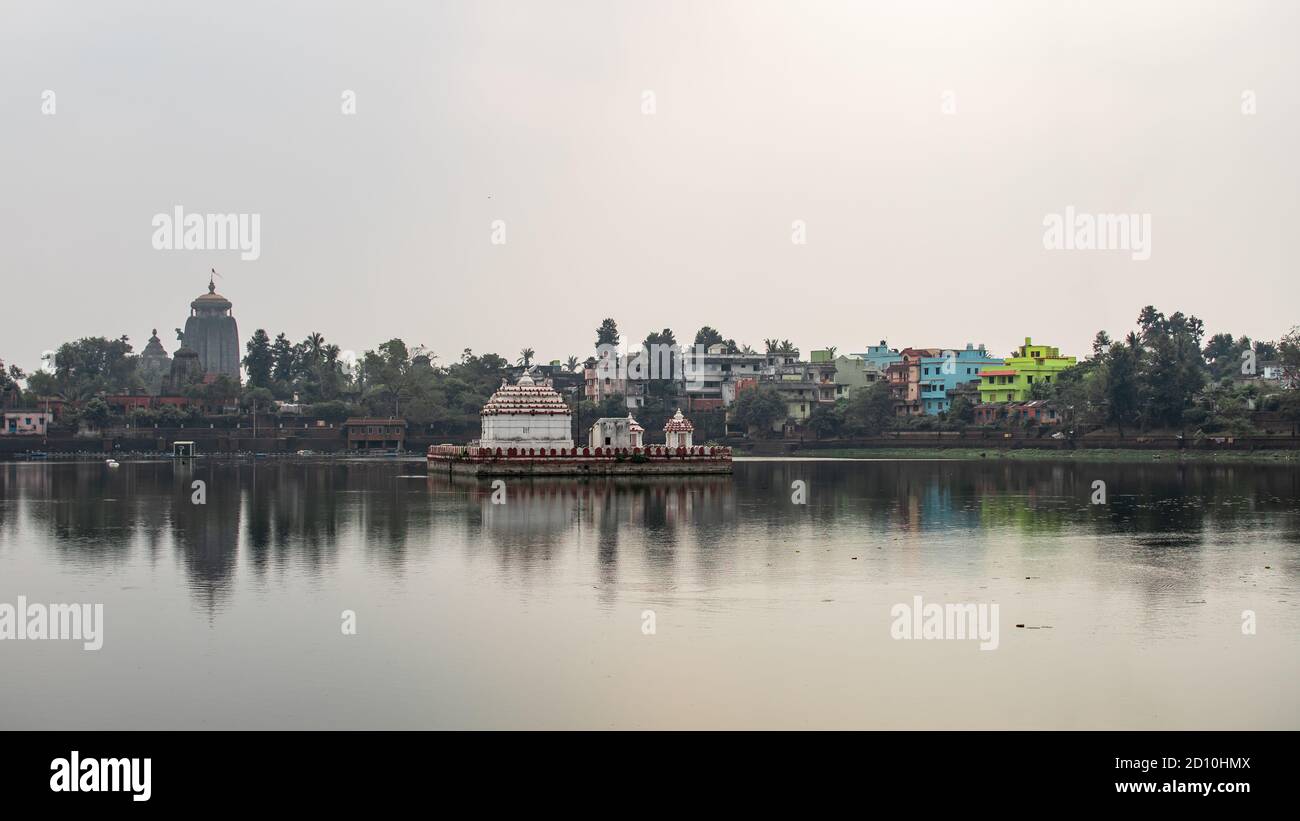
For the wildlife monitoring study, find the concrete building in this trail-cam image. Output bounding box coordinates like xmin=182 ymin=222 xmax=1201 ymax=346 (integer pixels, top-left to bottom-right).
xmin=853 ymin=341 xmax=903 ymax=373
xmin=182 ymin=275 xmax=241 ymax=382
xmin=765 ymin=360 xmax=841 ymax=425
xmin=344 ymin=418 xmax=406 ymax=450
xmin=480 ymin=373 xmax=574 ymax=451
xmin=683 ymin=343 xmax=764 ymax=410
xmin=886 ymin=348 xmax=941 ymax=416
xmin=831 ymin=354 xmax=885 ymax=397
xmin=916 ymin=344 xmax=1003 ymax=414
xmin=2 ymin=410 xmax=52 ymax=436
xmin=977 ymin=338 xmax=1077 ymax=403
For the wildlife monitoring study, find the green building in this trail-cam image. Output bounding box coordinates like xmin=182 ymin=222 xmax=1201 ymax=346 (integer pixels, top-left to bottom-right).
xmin=977 ymin=338 xmax=1076 ymax=403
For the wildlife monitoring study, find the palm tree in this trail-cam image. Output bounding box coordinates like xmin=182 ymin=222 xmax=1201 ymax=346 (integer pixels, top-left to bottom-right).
xmin=518 ymin=348 xmax=535 ymax=368
xmin=565 ymin=355 xmax=579 ymax=372
xmin=825 ymin=346 xmax=838 ymax=358
xmin=304 ymin=332 xmax=325 ymax=363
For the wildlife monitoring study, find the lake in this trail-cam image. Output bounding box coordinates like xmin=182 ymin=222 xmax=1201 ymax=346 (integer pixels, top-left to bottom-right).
xmin=1 ymin=457 xmax=1296 ymax=729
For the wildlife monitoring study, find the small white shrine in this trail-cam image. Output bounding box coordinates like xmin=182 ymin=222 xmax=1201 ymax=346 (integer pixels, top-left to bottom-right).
xmin=663 ymin=408 xmax=695 ymax=448
xmin=589 ymin=413 xmax=644 ymax=450
xmin=479 ymin=373 xmax=574 ymax=450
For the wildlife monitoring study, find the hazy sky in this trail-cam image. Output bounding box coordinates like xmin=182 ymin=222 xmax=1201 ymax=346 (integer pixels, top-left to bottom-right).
xmin=2 ymin=0 xmax=1296 ymax=374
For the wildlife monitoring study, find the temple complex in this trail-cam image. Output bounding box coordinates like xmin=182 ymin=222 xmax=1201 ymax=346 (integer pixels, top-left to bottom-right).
xmin=430 ymin=388 xmax=730 ymax=476
xmin=182 ymin=274 xmax=241 ymax=382
xmin=478 ymin=373 xmax=574 ymax=450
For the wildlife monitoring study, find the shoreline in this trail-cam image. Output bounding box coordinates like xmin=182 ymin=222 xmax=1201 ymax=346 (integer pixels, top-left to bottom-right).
xmin=735 ymin=446 xmax=1300 ymax=464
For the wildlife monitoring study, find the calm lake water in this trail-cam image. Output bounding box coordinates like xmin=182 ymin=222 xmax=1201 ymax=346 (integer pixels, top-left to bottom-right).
xmin=1 ymin=458 xmax=1297 ymax=730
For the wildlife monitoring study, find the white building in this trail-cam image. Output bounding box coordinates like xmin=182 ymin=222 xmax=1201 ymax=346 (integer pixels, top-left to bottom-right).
xmin=663 ymin=408 xmax=695 ymax=448
xmin=681 ymin=343 xmax=764 ymax=410
xmin=479 ymin=374 xmax=574 ymax=450
xmin=589 ymin=414 xmax=644 ymax=449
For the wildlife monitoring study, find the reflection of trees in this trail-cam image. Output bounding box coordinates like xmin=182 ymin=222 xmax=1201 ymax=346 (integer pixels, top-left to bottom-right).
xmin=5 ymin=459 xmax=1297 ymax=612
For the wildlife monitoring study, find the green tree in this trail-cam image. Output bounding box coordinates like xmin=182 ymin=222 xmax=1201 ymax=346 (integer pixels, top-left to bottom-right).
xmin=949 ymin=394 xmax=975 ymax=425
xmin=243 ymin=329 xmax=274 ymax=388
xmin=1101 ymin=341 xmax=1140 ymax=437
xmin=841 ymin=382 xmax=894 ymax=436
xmin=271 ymin=333 xmax=296 ymax=383
xmin=49 ymin=336 xmax=140 ymax=399
xmin=81 ymin=397 xmax=111 ymax=428
xmin=806 ymin=402 xmax=842 ymax=438
xmin=694 ymin=326 xmax=724 ymax=349
xmin=596 ymin=318 xmax=620 ymax=347
xmin=731 ymin=386 xmax=787 ymax=437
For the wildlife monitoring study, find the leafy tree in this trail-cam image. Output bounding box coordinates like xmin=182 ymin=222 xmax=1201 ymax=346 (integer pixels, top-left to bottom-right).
xmin=48 ymin=336 xmax=141 ymax=399
xmin=1279 ymin=326 xmax=1300 ymax=383
xmin=694 ymin=327 xmax=724 ymax=349
xmin=1135 ymin=307 xmax=1205 ymax=429
xmin=731 ymin=386 xmax=788 ymax=437
xmin=81 ymin=397 xmax=111 ymax=428
xmin=841 ymin=382 xmax=894 ymax=436
xmin=806 ymin=402 xmax=842 ymax=438
xmin=1101 ymin=341 xmax=1140 ymax=437
xmin=271 ymin=333 xmax=296 ymax=383
xmin=596 ymin=318 xmax=620 ymax=347
xmin=243 ymin=329 xmax=274 ymax=388
xmin=948 ymin=394 xmax=975 ymax=425
xmin=1091 ymin=330 xmax=1112 ymax=358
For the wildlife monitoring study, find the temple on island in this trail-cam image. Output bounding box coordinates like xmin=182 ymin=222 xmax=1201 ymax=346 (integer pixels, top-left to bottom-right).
xmin=478 ymin=372 xmax=574 ymax=450
xmin=430 ymin=378 xmax=730 ymax=475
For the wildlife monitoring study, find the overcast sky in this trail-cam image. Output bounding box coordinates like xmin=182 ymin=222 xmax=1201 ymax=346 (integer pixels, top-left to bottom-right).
xmin=1 ymin=0 xmax=1296 ymax=373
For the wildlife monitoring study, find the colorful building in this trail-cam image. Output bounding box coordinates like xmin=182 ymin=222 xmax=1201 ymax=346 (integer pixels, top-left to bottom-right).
xmin=852 ymin=341 xmax=903 ymax=373
xmin=917 ymin=344 xmax=1003 ymax=414
xmin=977 ymin=338 xmax=1077 ymax=403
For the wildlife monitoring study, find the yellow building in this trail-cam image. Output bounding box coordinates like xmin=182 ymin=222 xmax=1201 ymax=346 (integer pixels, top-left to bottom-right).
xmin=977 ymin=338 xmax=1076 ymax=403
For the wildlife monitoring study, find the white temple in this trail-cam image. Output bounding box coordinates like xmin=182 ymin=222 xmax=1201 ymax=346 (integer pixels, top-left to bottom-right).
xmin=479 ymin=373 xmax=574 ymax=450
xmin=589 ymin=413 xmax=644 ymax=449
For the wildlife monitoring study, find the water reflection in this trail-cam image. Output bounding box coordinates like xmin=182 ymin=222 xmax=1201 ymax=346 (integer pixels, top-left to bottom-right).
xmin=1 ymin=459 xmax=1297 ymax=610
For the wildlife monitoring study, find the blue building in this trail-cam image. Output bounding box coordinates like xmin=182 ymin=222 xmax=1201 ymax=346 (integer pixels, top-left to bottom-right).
xmin=854 ymin=340 xmax=902 ymax=372
xmin=917 ymin=343 xmax=1002 ymax=415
